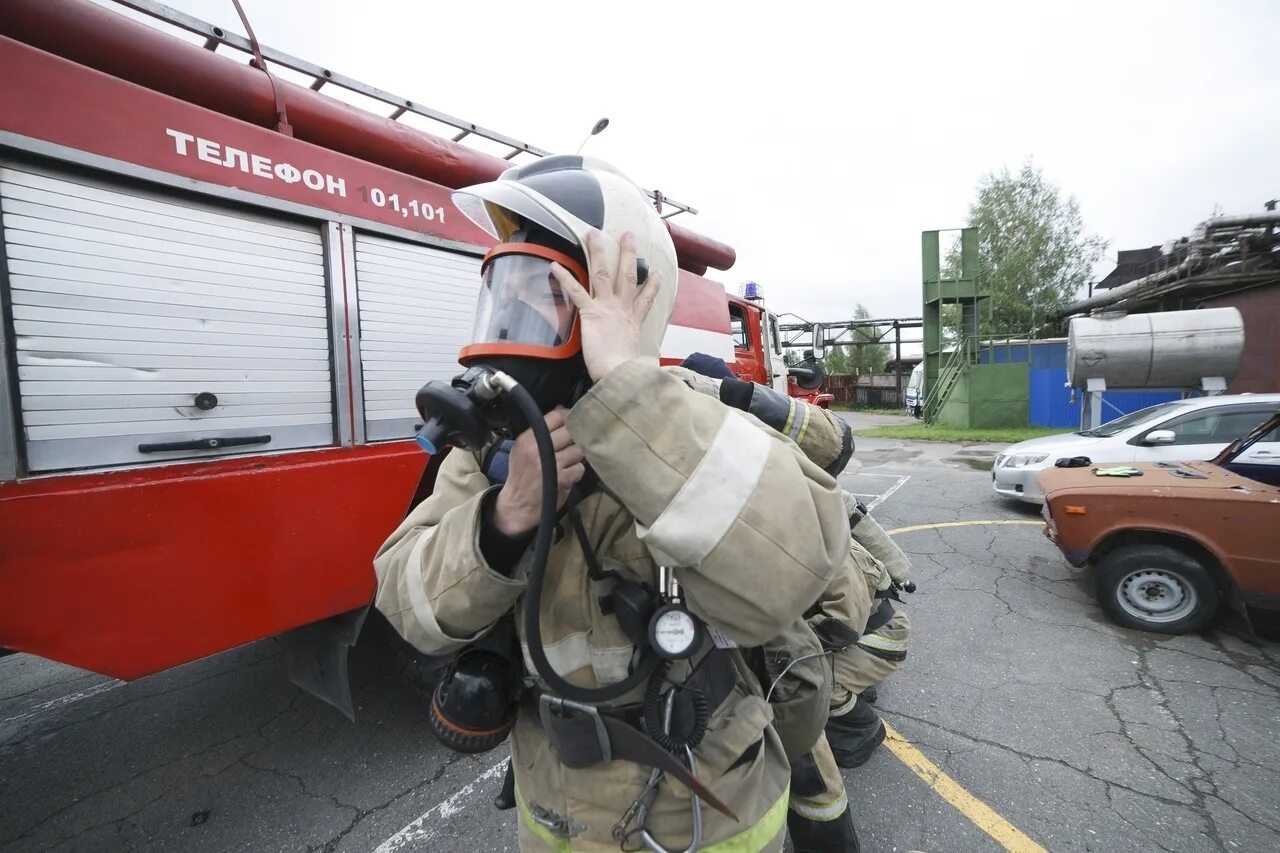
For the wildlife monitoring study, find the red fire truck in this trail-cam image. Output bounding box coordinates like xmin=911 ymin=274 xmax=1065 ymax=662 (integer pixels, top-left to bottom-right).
xmin=0 ymin=0 xmax=826 ymax=710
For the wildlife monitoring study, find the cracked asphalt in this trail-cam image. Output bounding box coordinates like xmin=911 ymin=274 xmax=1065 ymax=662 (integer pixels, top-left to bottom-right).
xmin=3 ymin=426 xmax=1278 ymax=852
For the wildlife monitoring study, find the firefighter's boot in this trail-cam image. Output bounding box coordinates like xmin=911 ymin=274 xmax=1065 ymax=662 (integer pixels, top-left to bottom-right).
xmin=861 ymin=683 xmax=878 ymax=704
xmin=787 ymin=804 xmax=861 ymax=853
xmin=827 ymin=697 xmax=886 ymax=768
xmin=788 ymin=735 xmax=860 ymax=852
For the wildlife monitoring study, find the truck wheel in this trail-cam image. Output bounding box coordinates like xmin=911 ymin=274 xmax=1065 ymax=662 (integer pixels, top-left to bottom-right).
xmin=1095 ymin=544 xmax=1220 ymax=634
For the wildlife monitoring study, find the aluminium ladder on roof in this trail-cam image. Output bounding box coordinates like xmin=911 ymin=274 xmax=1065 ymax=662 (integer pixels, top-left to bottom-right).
xmin=111 ymin=0 xmax=699 ymax=219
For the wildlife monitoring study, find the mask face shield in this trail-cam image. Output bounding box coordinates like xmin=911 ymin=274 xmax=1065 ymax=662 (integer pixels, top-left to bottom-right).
xmin=460 ymin=244 xmax=589 ymax=364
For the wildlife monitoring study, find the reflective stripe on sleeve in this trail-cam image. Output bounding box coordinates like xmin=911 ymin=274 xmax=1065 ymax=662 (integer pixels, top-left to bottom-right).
xmin=788 ymin=399 xmax=808 ymax=440
xmin=636 ymin=411 xmax=772 ymax=566
xmin=780 ymin=397 xmax=799 ymax=436
xmin=402 ymin=529 xmax=459 ymax=648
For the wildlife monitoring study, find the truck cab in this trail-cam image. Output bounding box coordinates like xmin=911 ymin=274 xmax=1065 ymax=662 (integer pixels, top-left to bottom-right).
xmin=726 ymin=293 xmax=833 ymax=408
xmin=726 ymin=294 xmax=788 ymax=395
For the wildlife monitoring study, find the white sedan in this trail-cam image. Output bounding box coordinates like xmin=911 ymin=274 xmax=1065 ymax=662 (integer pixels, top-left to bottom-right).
xmin=992 ymin=393 xmax=1280 ymax=504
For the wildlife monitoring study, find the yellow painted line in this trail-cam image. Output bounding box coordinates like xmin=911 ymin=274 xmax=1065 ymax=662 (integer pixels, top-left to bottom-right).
xmin=883 ymin=722 xmax=1048 ymax=853
xmin=887 ymin=519 xmax=1043 ymax=535
xmin=876 ymin=518 xmax=1050 ymax=850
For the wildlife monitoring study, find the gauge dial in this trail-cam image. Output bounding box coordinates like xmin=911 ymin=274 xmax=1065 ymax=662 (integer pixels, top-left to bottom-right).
xmin=649 ymin=605 xmax=700 ymax=660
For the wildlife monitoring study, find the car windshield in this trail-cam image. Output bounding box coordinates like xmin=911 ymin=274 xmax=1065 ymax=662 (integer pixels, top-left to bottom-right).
xmin=1076 ymin=400 xmax=1190 ymax=438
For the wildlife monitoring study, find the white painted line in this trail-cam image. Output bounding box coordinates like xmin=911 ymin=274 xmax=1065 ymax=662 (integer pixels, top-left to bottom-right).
xmin=374 ymin=757 xmax=508 ymax=853
xmin=866 ymin=475 xmax=910 ymax=511
xmin=0 ymin=679 xmax=124 ymax=728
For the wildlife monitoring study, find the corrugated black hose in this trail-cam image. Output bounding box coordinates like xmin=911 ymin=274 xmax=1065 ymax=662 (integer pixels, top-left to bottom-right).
xmin=497 ymin=378 xmax=658 ymax=704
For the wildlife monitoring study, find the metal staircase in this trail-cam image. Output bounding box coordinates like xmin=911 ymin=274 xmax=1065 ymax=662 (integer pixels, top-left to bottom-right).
xmin=922 ymin=335 xmax=970 ymax=423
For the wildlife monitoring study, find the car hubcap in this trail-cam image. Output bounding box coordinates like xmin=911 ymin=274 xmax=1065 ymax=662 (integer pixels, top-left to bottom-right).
xmin=1117 ymin=569 xmax=1197 ymax=623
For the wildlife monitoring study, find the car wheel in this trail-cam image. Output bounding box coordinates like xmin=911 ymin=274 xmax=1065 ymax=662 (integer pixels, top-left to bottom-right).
xmin=1094 ymin=544 xmax=1221 ymax=634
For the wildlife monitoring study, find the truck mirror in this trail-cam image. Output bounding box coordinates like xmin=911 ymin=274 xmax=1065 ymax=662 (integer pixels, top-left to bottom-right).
xmin=811 ymin=324 xmax=825 ymax=360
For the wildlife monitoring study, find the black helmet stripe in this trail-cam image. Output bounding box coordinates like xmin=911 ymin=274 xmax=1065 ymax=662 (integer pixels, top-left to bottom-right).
xmin=505 ymin=155 xmax=605 ymax=230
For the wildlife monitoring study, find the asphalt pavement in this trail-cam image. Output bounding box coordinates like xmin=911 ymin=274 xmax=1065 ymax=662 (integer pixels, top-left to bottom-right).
xmin=2 ymin=424 xmax=1277 ymax=852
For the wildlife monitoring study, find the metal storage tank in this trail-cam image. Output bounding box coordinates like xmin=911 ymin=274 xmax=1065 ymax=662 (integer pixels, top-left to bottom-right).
xmin=1067 ymin=308 xmax=1244 ymax=389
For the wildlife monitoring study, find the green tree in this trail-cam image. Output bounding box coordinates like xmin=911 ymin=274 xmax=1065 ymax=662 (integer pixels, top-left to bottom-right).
xmin=823 ymin=344 xmax=853 ymax=375
xmin=848 ymin=304 xmax=889 ymax=374
xmin=950 ymin=161 xmax=1106 ymax=336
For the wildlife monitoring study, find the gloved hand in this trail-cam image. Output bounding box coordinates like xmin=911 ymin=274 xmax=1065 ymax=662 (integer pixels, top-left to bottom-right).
xmin=551 ymin=230 xmax=664 ymax=382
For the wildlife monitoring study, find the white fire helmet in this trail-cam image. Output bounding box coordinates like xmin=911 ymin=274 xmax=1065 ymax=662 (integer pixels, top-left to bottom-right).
xmin=452 ymin=155 xmax=678 ymax=365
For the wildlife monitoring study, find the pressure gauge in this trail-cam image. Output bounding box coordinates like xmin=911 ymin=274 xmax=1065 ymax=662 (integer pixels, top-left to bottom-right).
xmin=648 ymin=604 xmax=701 ymax=660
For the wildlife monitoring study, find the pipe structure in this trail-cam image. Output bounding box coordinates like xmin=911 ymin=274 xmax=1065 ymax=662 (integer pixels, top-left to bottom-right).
xmin=1056 ymin=211 xmax=1280 ymax=318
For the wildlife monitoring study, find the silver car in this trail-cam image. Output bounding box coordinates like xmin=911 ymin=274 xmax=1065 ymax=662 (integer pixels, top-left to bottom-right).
xmin=992 ymin=394 xmax=1280 ymax=504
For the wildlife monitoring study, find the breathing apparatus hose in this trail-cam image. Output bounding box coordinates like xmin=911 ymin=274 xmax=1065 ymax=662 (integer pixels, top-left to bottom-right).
xmin=490 ymin=373 xmax=660 ymax=704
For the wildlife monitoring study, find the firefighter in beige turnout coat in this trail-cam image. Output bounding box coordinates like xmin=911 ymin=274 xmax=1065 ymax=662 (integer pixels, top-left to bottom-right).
xmin=665 ymin=361 xmax=914 ymax=822
xmin=375 ymin=158 xmax=850 ymax=851
xmin=684 ymin=372 xmax=913 ymax=768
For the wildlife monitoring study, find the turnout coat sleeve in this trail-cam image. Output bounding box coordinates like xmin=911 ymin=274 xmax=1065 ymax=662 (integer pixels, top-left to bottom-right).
xmin=372 ymin=450 xmax=527 ymax=656
xmin=567 ymin=359 xmax=850 ymax=646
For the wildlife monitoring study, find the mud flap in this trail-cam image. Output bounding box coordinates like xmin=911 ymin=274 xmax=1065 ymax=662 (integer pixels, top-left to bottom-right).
xmin=286 ymin=446 xmax=451 ymax=718
xmin=283 ymin=605 xmax=369 ymax=721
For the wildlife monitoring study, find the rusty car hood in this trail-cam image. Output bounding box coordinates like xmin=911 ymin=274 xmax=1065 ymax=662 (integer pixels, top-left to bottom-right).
xmin=1037 ymin=461 xmax=1280 ymax=500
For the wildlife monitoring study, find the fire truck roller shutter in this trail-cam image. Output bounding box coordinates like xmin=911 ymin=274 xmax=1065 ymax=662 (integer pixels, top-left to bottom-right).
xmin=353 ymin=233 xmax=481 ymax=441
xmin=0 ymin=161 xmax=334 ymax=473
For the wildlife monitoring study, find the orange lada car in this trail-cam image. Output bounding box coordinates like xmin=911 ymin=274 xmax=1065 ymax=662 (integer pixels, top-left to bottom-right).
xmin=1038 ymin=408 xmax=1280 ymax=634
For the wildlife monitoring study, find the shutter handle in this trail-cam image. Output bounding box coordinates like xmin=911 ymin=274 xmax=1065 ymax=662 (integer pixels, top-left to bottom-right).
xmin=138 ymin=435 xmax=271 ymax=453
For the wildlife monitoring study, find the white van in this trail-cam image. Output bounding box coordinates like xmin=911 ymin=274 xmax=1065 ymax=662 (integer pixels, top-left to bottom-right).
xmin=905 ymin=363 xmax=924 ymax=418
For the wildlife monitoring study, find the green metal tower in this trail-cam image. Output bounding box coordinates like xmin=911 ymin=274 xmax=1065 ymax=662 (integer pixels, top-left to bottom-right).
xmin=921 ymin=228 xmax=985 ymax=423
xmin=920 ymin=228 xmax=1030 ymax=427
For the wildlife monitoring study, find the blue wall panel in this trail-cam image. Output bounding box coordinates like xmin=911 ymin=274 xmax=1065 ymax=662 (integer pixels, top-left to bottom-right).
xmin=981 ymin=342 xmax=1180 ymax=428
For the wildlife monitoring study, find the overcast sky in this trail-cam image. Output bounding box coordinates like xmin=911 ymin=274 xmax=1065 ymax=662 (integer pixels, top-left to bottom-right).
xmin=112 ymin=0 xmax=1279 ymax=324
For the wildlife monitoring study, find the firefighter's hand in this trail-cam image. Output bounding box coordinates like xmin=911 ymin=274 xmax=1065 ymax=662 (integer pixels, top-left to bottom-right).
xmin=552 ymin=230 xmax=663 ymax=382
xmin=493 ymin=408 xmax=585 ymax=536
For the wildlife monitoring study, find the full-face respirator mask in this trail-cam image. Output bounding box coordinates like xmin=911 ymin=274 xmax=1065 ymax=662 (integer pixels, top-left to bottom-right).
xmin=414 ymin=155 xmax=670 ymax=451
xmin=413 ymin=225 xmax=597 ymax=451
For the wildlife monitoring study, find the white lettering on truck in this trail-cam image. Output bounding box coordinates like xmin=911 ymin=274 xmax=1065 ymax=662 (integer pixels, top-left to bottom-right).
xmin=165 ymin=127 xmax=347 ymax=198
xmin=163 ymin=128 xmax=451 ymax=223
